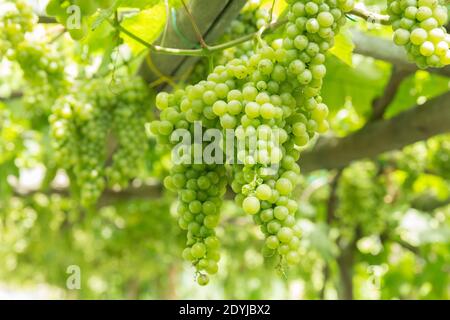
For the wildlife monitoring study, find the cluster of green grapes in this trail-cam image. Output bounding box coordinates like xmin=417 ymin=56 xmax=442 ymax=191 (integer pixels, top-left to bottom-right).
xmin=0 ymin=104 xmax=24 ymax=165
xmin=50 ymin=78 xmax=152 ymax=206
xmin=14 ymin=41 xmax=66 ymax=102
xmin=227 ymin=0 xmax=353 ymax=268
xmin=106 ymin=81 xmax=153 ymax=188
xmin=46 ymin=0 xmax=113 ymax=40
xmin=151 ymin=91 xmax=228 ymax=285
xmin=0 ymin=0 xmax=66 ymax=108
xmin=188 ymin=0 xmax=271 ymax=83
xmin=165 ymin=162 xmax=227 ymax=286
xmin=151 ymin=0 xmax=354 ymax=284
xmin=337 ymin=162 xmax=387 ymax=237
xmin=388 ymin=0 xmax=450 ymax=68
xmin=0 ymin=0 xmax=35 ymax=57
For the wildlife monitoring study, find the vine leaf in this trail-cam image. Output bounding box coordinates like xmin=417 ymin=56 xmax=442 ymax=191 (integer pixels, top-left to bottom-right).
xmin=120 ymin=3 xmax=167 ymax=53
xmin=329 ymin=28 xmax=355 ymax=67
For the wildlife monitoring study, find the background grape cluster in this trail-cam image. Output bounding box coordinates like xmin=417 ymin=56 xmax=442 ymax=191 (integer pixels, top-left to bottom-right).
xmin=50 ymin=78 xmax=152 ymax=206
xmin=388 ymin=0 xmax=450 ymax=68
xmin=0 ymin=0 xmax=66 ymax=107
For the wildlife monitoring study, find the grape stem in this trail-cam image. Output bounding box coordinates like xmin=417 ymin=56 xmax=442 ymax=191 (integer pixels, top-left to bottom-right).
xmin=108 ymin=3 xmax=390 ymax=57
xmin=108 ymin=18 xmax=286 ymax=57
xmin=349 ymin=3 xmax=390 ymax=26
xmin=180 ymin=0 xmax=208 ymax=49
xmin=42 ymin=3 xmax=389 ymax=55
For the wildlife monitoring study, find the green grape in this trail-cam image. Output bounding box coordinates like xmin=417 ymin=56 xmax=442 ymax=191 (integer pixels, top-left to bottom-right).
xmin=243 ymin=196 xmax=261 ymax=214
xmin=197 ymin=273 xmax=209 ymax=286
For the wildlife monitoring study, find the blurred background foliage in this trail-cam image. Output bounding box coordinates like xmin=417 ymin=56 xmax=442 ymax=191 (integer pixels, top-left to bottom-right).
xmin=0 ymin=0 xmax=449 ymax=299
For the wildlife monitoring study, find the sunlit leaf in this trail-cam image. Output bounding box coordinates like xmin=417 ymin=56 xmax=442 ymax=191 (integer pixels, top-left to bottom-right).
xmin=120 ymin=3 xmax=166 ymax=53
xmin=329 ymin=27 xmax=354 ymax=67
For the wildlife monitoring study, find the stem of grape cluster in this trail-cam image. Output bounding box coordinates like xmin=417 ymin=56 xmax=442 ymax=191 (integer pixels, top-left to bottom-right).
xmin=109 ymin=5 xmax=392 ymax=58
xmin=108 ymin=18 xmax=286 ymax=57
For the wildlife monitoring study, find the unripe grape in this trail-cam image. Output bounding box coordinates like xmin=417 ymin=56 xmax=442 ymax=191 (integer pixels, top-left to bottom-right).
xmin=243 ymin=196 xmax=261 ymax=215
xmin=197 ymin=274 xmax=209 ymax=286
xmin=394 ymin=29 xmax=411 ymax=45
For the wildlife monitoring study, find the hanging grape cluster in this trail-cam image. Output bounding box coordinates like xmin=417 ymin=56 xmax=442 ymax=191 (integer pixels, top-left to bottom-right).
xmin=0 ymin=0 xmax=66 ymax=107
xmin=168 ymin=162 xmax=227 ymax=286
xmin=0 ymin=104 xmax=24 ymax=165
xmin=0 ymin=0 xmax=34 ymax=56
xmin=151 ymin=90 xmax=228 ymax=286
xmin=151 ymin=0 xmax=354 ymax=284
xmin=388 ymin=0 xmax=450 ymax=68
xmin=50 ymin=78 xmax=152 ymax=206
xmin=15 ymin=41 xmax=66 ymax=103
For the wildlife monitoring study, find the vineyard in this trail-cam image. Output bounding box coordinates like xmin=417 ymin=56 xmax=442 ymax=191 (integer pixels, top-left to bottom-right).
xmin=0 ymin=0 xmax=449 ymax=299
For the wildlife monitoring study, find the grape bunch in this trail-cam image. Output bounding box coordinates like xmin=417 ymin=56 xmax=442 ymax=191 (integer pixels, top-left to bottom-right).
xmin=14 ymin=41 xmax=66 ymax=103
xmin=0 ymin=0 xmax=35 ymax=57
xmin=0 ymin=104 xmax=24 ymax=164
xmin=388 ymin=0 xmax=450 ymax=68
xmin=106 ymin=81 xmax=153 ymax=188
xmin=337 ymin=162 xmax=387 ymax=237
xmin=0 ymin=0 xmax=66 ymax=109
xmin=151 ymin=90 xmax=228 ymax=285
xmin=152 ymin=0 xmax=354 ymax=283
xmin=166 ymin=163 xmax=227 ymax=286
xmin=226 ymin=0 xmax=353 ymax=267
xmin=50 ymin=77 xmax=152 ymax=206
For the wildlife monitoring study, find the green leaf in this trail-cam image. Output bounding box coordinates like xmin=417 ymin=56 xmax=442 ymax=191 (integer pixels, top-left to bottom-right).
xmin=385 ymin=71 xmax=450 ymax=118
xmin=120 ymin=3 xmax=166 ymax=53
xmin=83 ymin=16 xmax=115 ymax=52
xmin=92 ymin=0 xmax=124 ymax=30
xmin=329 ymin=27 xmax=354 ymax=67
xmin=323 ymin=55 xmax=389 ymax=117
